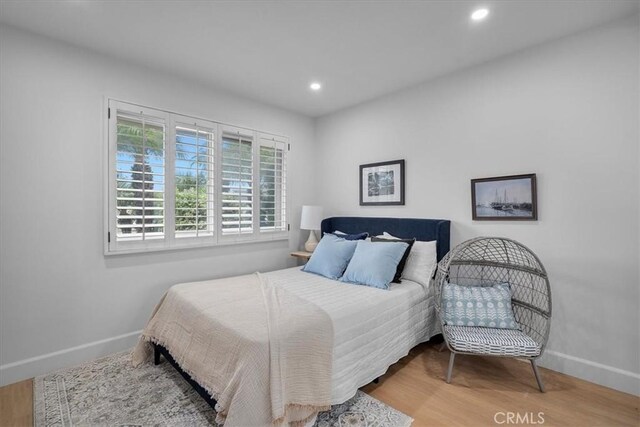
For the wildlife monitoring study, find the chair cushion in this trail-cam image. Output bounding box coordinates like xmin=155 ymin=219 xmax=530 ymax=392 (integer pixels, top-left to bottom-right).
xmin=444 ymin=325 xmax=541 ymax=357
xmin=442 ymin=282 xmax=519 ymax=329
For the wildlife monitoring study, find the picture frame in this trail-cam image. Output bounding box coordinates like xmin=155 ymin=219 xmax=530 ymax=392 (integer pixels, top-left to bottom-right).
xmin=471 ymin=173 xmax=537 ymax=221
xmin=359 ymin=159 xmax=405 ymax=206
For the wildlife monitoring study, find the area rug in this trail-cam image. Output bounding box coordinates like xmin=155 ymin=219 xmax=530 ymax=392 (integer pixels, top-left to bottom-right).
xmin=34 ymin=351 xmax=413 ymax=427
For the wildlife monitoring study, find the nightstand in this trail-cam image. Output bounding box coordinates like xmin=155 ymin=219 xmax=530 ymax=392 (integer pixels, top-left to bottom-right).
xmin=290 ymin=251 xmax=313 ymax=262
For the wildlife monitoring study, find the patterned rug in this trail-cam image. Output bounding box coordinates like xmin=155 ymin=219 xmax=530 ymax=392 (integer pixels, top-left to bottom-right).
xmin=34 ymin=351 xmax=413 ymax=426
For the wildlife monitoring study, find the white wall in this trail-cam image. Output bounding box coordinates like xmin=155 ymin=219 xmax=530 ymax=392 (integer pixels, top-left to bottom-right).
xmin=0 ymin=25 xmax=316 ymax=385
xmin=315 ymin=16 xmax=639 ymax=395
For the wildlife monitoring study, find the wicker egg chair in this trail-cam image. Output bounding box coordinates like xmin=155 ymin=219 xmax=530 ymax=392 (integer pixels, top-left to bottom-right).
xmin=434 ymin=237 xmax=551 ymax=392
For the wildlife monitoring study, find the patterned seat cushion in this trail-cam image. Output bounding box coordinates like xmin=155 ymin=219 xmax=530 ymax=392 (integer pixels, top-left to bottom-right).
xmin=444 ymin=325 xmax=541 ymax=357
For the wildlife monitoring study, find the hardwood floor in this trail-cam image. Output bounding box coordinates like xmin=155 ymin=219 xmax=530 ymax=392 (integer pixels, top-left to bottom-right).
xmin=0 ymin=378 xmax=32 ymax=427
xmin=0 ymin=343 xmax=637 ymax=426
xmin=362 ymin=343 xmax=639 ymax=426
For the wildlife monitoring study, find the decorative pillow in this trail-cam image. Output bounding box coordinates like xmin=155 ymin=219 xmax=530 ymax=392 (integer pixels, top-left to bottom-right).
xmin=371 ymin=237 xmax=416 ymax=283
xmin=383 ymin=232 xmax=437 ymax=287
xmin=303 ymin=234 xmax=358 ymax=280
xmin=442 ymin=283 xmax=519 ymax=329
xmin=329 ymin=231 xmax=369 ymax=240
xmin=340 ymin=240 xmax=409 ymax=289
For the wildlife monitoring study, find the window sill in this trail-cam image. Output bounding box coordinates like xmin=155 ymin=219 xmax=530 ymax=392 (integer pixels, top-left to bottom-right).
xmin=104 ymin=234 xmax=289 ymax=256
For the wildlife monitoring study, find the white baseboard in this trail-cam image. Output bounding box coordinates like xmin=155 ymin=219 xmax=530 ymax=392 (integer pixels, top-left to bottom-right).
xmin=2 ymin=332 xmax=638 ymax=397
xmin=0 ymin=330 xmax=142 ymax=387
xmin=539 ymin=349 xmax=640 ymax=396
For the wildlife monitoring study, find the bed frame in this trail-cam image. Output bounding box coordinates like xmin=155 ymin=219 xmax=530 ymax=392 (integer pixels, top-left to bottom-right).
xmin=153 ymin=216 xmax=451 ymax=411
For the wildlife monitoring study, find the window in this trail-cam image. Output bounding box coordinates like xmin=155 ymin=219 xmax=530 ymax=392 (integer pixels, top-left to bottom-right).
xmin=113 ymin=108 xmax=166 ymax=243
xmin=106 ymin=100 xmax=288 ymax=254
xmin=259 ymin=134 xmax=287 ymax=233
xmin=174 ymin=120 xmax=215 ymax=240
xmin=220 ymin=127 xmax=254 ymax=237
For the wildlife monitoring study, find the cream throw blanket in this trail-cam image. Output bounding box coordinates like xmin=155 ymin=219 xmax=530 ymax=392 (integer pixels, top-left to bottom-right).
xmin=132 ymin=273 xmax=334 ymax=426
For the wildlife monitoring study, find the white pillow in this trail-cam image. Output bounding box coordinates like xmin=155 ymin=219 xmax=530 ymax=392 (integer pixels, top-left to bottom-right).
xmin=383 ymin=232 xmax=437 ymax=287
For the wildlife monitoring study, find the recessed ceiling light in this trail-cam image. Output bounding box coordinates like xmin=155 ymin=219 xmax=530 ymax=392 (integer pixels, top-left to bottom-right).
xmin=471 ymin=8 xmax=489 ymax=22
xmin=309 ymin=82 xmax=322 ymax=91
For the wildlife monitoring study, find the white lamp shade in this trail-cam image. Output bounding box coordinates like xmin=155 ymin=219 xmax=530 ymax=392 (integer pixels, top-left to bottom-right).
xmin=300 ymin=205 xmax=323 ymax=230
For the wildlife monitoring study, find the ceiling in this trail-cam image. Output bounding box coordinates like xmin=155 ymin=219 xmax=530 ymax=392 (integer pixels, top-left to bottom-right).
xmin=0 ymin=1 xmax=638 ymax=117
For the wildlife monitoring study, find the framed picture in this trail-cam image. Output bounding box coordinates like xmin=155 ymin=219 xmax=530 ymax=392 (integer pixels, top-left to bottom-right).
xmin=471 ymin=173 xmax=537 ymax=220
xmin=360 ymin=159 xmax=405 ymax=206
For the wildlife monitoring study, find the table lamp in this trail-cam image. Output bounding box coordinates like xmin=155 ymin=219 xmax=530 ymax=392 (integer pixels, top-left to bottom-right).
xmin=300 ymin=205 xmax=323 ymax=252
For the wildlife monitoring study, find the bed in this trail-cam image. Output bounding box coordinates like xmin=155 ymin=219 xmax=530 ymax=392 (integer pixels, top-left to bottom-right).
xmin=134 ymin=216 xmax=450 ymax=426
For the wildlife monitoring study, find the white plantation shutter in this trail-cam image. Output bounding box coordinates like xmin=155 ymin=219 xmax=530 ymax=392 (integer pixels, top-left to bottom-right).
xmin=113 ymin=109 xmax=166 ymax=244
xmin=259 ymin=134 xmax=287 ymax=234
xmin=220 ymin=127 xmax=254 ymax=237
xmin=106 ymin=100 xmax=289 ymax=254
xmin=174 ymin=120 xmax=216 ymax=240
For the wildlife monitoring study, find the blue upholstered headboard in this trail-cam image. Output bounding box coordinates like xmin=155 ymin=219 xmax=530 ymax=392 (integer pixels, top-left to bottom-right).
xmin=320 ymin=217 xmax=451 ymax=261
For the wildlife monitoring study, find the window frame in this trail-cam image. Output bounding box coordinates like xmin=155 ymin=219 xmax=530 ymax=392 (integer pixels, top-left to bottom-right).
xmin=104 ymin=99 xmax=289 ymax=255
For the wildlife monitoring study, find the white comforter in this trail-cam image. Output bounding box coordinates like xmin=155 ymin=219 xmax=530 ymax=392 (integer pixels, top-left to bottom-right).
xmin=135 ymin=266 xmax=439 ymax=426
xmin=263 ymin=267 xmax=439 ymax=403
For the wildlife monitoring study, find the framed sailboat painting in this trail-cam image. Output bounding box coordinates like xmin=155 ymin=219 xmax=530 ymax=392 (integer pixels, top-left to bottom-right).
xmin=471 ymin=173 xmax=537 ymax=220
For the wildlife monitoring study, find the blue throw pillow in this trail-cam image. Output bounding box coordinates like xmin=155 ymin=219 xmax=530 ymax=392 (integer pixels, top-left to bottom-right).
xmin=329 ymin=231 xmax=369 ymax=240
xmin=340 ymin=240 xmax=409 ymax=289
xmin=371 ymin=236 xmax=416 ymax=283
xmin=303 ymin=234 xmax=359 ymax=280
xmin=442 ymin=283 xmax=519 ymax=329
